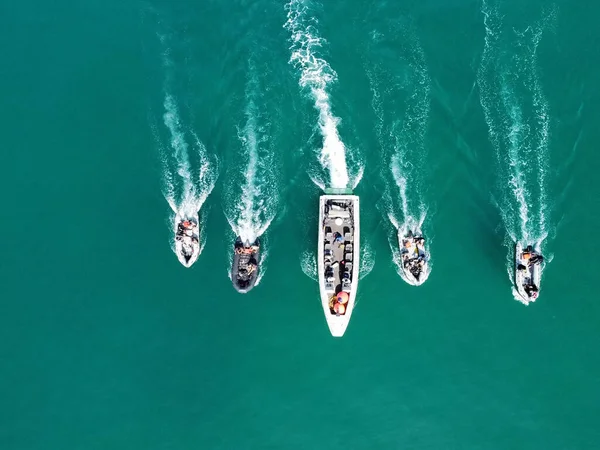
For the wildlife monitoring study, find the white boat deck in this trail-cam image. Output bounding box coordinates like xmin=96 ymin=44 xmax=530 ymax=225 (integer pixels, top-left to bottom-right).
xmin=175 ymin=216 xmax=200 ymax=268
xmin=514 ymin=242 xmax=542 ymax=303
xmin=398 ymin=231 xmax=429 ymax=286
xmin=318 ymin=195 xmax=359 ymax=337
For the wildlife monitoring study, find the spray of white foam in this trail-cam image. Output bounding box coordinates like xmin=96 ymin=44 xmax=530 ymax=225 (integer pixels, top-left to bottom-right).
xmin=225 ymin=65 xmax=279 ymax=245
xmin=358 ymin=241 xmax=375 ymax=280
xmin=284 ymin=0 xmax=352 ymax=189
xmin=157 ymin=37 xmax=218 ymax=259
xmin=161 ymin=95 xmax=217 ymax=224
xmin=367 ymin=24 xmax=431 ymax=281
xmin=300 ymin=249 xmax=318 ymax=282
xmin=499 ymin=78 xmax=531 ymax=242
xmin=479 ymin=0 xmax=554 ymax=245
xmin=478 ymin=0 xmax=556 ymax=301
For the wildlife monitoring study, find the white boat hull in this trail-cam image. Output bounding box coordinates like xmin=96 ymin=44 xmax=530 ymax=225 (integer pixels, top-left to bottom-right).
xmin=397 ymin=230 xmax=430 ymax=286
xmin=174 ymin=215 xmax=200 ymax=268
xmin=318 ymin=194 xmax=360 ymax=337
xmin=514 ymin=242 xmax=542 ymax=303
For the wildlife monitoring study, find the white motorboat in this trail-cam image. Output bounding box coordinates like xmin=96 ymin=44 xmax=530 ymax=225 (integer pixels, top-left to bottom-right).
xmin=318 ymin=190 xmax=360 ymax=337
xmin=514 ymin=242 xmax=544 ymax=303
xmin=175 ymin=216 xmax=200 ymax=268
xmin=398 ymin=229 xmax=429 ymax=286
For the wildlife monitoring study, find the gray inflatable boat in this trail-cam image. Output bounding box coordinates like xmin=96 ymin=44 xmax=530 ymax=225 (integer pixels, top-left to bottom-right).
xmin=232 ymin=237 xmax=261 ymax=293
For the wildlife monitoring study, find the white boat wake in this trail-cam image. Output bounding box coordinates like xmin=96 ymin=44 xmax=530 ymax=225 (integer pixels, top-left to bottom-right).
xmin=358 ymin=241 xmax=375 ymax=281
xmin=367 ymin=20 xmax=432 ymax=284
xmin=224 ymin=62 xmax=280 ymax=280
xmin=478 ymin=0 xmax=556 ymax=300
xmin=300 ymin=249 xmax=318 ymax=282
xmin=284 ymin=0 xmax=362 ymax=190
xmin=156 ymin=36 xmax=218 ymax=264
xmin=160 ymin=95 xmax=218 ymax=261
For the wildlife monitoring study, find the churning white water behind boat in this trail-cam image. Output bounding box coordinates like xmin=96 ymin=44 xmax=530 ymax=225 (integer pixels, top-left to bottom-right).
xmin=155 ymin=30 xmax=218 ymax=258
xmin=366 ymin=13 xmax=432 ymax=283
xmin=284 ymin=0 xmax=363 ymax=190
xmin=477 ymin=0 xmax=557 ymax=302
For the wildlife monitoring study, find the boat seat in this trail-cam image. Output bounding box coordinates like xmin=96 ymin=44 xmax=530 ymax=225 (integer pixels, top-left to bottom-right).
xmin=325 ymin=282 xmax=335 ymax=292
xmin=345 ymin=253 xmax=353 ymax=262
xmin=344 ymin=232 xmax=352 ymax=241
xmin=325 ymin=231 xmax=333 ymax=240
xmin=346 ymin=244 xmax=353 ymax=252
xmin=345 ymin=262 xmax=352 ymax=271
xmin=342 ymin=280 xmax=351 ymax=292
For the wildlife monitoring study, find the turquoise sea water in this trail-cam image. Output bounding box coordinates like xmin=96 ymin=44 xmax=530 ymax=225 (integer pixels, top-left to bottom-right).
xmin=2 ymin=0 xmax=599 ymax=448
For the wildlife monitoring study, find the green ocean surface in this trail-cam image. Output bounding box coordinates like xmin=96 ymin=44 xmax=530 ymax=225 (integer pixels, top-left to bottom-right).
xmin=1 ymin=0 xmax=599 ymax=448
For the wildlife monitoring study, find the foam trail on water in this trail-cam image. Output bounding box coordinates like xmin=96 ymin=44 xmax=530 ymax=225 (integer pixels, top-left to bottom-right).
xmin=478 ymin=0 xmax=555 ymax=300
xmin=163 ymin=95 xmax=192 ymax=208
xmin=157 ymin=35 xmax=218 ymax=260
xmin=225 ymin=64 xmax=279 ymax=245
xmin=528 ymin=25 xmax=551 ymax=237
xmin=224 ymin=59 xmax=279 ymax=287
xmin=478 ymin=0 xmax=554 ymax=246
xmin=500 ymin=79 xmax=531 ymax=242
xmin=367 ymin=22 xmax=431 ymax=281
xmin=358 ymin=241 xmax=375 ymax=280
xmin=300 ymin=249 xmax=318 ymax=282
xmin=284 ymin=0 xmax=351 ymax=189
xmin=162 ymin=95 xmax=217 ymax=225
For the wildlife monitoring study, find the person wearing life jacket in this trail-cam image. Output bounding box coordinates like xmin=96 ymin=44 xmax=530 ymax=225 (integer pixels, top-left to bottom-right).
xmin=333 ymin=302 xmax=346 ymax=316
xmin=524 ymin=283 xmax=539 ymax=298
xmin=529 ymin=254 xmax=544 ymax=266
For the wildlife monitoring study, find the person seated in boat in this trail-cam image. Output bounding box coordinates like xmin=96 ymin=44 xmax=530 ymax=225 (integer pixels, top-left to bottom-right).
xmin=251 ymin=244 xmax=259 ymax=253
xmin=247 ymin=263 xmax=256 ymax=275
xmin=522 ymin=245 xmax=536 ymax=259
xmin=529 ymin=254 xmax=544 ymax=266
xmin=237 ymin=246 xmax=250 ymax=255
xmin=517 ymin=263 xmax=527 ymax=272
xmin=177 ymin=231 xmax=190 ymax=242
xmin=181 ymin=220 xmax=196 ymax=229
xmin=414 ymin=236 xmax=425 ymax=245
xmin=524 ymin=282 xmax=539 ymax=298
xmin=410 ymin=265 xmax=421 ymax=277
